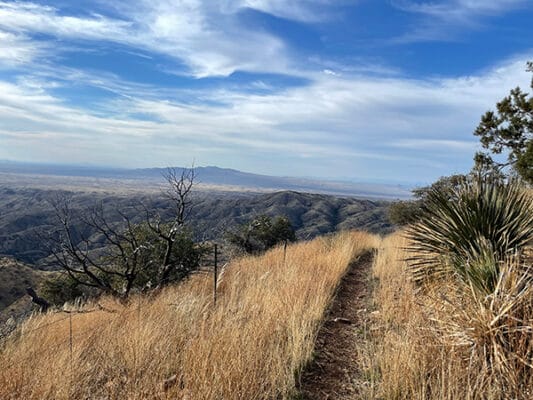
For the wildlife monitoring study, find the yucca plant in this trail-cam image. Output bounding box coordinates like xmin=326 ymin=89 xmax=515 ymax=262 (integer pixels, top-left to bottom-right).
xmin=406 ymin=177 xmax=533 ymax=294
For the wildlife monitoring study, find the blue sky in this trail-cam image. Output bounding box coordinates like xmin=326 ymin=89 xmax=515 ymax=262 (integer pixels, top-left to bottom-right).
xmin=0 ymin=0 xmax=532 ymax=184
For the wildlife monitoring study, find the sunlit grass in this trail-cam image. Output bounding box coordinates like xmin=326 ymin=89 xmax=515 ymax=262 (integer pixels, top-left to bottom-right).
xmin=0 ymin=231 xmax=379 ymax=400
xmin=363 ymin=232 xmax=533 ymax=400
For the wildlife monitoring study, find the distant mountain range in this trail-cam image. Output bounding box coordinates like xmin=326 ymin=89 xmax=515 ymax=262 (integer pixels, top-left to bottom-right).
xmin=0 ymin=161 xmax=412 ymax=199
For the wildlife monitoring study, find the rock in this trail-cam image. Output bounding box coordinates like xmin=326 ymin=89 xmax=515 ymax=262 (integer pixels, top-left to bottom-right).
xmin=332 ymin=317 xmax=352 ymax=324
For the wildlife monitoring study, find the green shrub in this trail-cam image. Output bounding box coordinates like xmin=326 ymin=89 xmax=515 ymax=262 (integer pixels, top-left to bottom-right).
xmin=407 ymin=178 xmax=533 ymax=294
xmin=42 ymin=224 xmax=208 ymax=305
xmin=388 ymin=174 xmax=467 ymax=226
xmin=388 ymin=200 xmax=422 ymax=226
xmin=226 ymin=215 xmax=296 ymax=254
xmin=125 ymin=225 xmax=209 ymax=288
xmin=41 ymin=274 xmax=94 ymax=306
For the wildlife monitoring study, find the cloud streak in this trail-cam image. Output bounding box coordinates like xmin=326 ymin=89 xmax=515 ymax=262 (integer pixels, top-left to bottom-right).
xmin=0 ymin=0 xmax=331 ymax=77
xmin=392 ymin=0 xmax=531 ymax=42
xmin=0 ymin=30 xmax=50 ymax=66
xmin=1 ymin=54 xmax=531 ymax=181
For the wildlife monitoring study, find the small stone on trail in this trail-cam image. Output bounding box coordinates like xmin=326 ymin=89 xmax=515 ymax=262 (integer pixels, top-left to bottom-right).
xmin=332 ymin=317 xmax=352 ymax=324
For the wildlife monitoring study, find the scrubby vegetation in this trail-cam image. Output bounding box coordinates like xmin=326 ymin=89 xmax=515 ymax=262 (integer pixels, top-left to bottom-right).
xmin=361 ymin=179 xmax=533 ymax=399
xmin=39 ymin=168 xmax=207 ymax=300
xmin=365 ymin=233 xmax=533 ymax=399
xmin=407 ymin=177 xmax=533 ymax=293
xmin=225 ymin=214 xmax=296 ymax=254
xmin=388 ymin=174 xmax=467 ymax=226
xmin=0 ymin=231 xmax=378 ymax=400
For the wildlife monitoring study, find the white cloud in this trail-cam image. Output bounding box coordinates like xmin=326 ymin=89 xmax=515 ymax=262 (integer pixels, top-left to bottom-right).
xmin=0 ymin=30 xmax=49 ymax=66
xmin=392 ymin=0 xmax=531 ymax=42
xmin=0 ymin=2 xmax=131 ymax=39
xmin=0 ymin=0 xmax=325 ymax=77
xmin=390 ymin=139 xmax=478 ymax=151
xmin=393 ymin=0 xmax=528 ymax=20
xmin=1 ymin=55 xmax=531 ymax=181
xmin=224 ymin=0 xmax=332 ymax=22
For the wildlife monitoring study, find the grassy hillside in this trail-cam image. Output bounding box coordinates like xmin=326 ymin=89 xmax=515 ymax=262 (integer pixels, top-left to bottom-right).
xmin=0 ymin=231 xmax=379 ymax=399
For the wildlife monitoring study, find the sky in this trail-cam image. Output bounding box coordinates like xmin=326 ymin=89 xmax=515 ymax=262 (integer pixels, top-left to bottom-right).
xmin=0 ymin=0 xmax=532 ymax=184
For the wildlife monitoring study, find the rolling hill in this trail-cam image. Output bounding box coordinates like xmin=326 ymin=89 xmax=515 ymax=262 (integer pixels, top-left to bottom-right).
xmin=0 ymin=187 xmax=392 ymax=267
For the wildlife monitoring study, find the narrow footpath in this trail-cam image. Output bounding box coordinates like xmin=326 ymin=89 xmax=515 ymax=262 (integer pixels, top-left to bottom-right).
xmin=298 ymin=251 xmax=375 ymax=400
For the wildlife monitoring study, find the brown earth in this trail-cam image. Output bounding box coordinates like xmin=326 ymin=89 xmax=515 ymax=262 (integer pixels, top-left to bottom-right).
xmin=298 ymin=251 xmax=375 ymax=400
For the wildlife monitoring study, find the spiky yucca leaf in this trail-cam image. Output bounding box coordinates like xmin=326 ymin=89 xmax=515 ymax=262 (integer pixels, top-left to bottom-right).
xmin=407 ymin=178 xmax=533 ymax=294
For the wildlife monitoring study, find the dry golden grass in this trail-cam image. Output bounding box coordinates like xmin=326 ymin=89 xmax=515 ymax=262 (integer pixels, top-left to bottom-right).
xmin=363 ymin=232 xmax=533 ymax=400
xmin=0 ymin=231 xmax=379 ymax=400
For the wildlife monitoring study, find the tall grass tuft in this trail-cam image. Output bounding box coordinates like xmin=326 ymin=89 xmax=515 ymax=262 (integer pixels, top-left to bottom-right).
xmin=406 ymin=178 xmax=533 ymax=294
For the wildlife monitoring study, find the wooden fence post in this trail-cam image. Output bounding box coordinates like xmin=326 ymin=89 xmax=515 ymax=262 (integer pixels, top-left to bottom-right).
xmin=213 ymin=244 xmax=218 ymax=306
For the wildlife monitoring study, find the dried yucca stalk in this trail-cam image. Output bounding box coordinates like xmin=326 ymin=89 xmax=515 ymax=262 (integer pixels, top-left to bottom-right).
xmin=425 ymin=256 xmax=533 ymax=399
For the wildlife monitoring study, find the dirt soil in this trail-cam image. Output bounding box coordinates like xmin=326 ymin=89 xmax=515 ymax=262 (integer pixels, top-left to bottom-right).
xmin=298 ymin=250 xmax=375 ymax=400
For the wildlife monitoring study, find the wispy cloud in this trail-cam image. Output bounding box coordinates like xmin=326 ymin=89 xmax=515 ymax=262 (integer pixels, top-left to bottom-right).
xmin=0 ymin=2 xmax=131 ymax=39
xmin=394 ymin=0 xmax=527 ymax=18
xmin=0 ymin=30 xmax=49 ymax=67
xmin=1 ymin=55 xmax=531 ymax=180
xmin=390 ymin=139 xmax=478 ymax=151
xmin=226 ymin=0 xmax=334 ymax=22
xmin=0 ymin=0 xmax=334 ymax=77
xmin=392 ymin=0 xmax=531 ymax=42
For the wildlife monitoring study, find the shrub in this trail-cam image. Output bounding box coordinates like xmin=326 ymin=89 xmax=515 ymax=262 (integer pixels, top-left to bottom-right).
xmin=41 ymin=274 xmax=94 ymax=306
xmin=387 ymin=200 xmax=421 ymax=225
xmin=42 ymin=224 xmax=208 ymax=306
xmin=226 ymin=215 xmax=296 ymax=254
xmin=125 ymin=224 xmax=209 ymax=288
xmin=406 ymin=177 xmax=533 ymax=294
xmin=388 ymin=174 xmax=467 ymax=226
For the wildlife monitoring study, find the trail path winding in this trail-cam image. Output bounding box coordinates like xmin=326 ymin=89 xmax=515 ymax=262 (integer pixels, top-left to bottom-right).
xmin=298 ymin=251 xmax=375 ymax=399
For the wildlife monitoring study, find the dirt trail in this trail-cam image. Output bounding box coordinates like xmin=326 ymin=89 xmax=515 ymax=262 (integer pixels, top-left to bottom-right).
xmin=298 ymin=251 xmax=375 ymax=400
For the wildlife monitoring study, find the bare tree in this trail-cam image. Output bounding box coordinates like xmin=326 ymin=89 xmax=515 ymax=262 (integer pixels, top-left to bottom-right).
xmin=145 ymin=167 xmax=196 ymax=286
xmin=42 ymin=167 xmax=204 ymax=299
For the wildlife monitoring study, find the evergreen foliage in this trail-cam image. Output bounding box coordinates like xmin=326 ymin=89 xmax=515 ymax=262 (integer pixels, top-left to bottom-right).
xmin=474 ymin=61 xmax=533 ymax=183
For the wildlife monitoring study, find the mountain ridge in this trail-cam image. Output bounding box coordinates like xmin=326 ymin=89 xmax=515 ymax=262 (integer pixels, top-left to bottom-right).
xmin=0 ymin=187 xmax=393 ymax=267
xmin=0 ymin=161 xmax=411 ymax=200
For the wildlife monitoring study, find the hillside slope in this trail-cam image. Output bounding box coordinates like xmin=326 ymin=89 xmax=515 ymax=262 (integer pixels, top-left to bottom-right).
xmin=0 ymin=187 xmax=392 ymax=266
xmin=0 ymin=258 xmax=49 ymax=323
xmin=0 ymin=258 xmax=43 ymax=310
xmin=0 ymin=231 xmax=379 ymax=400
